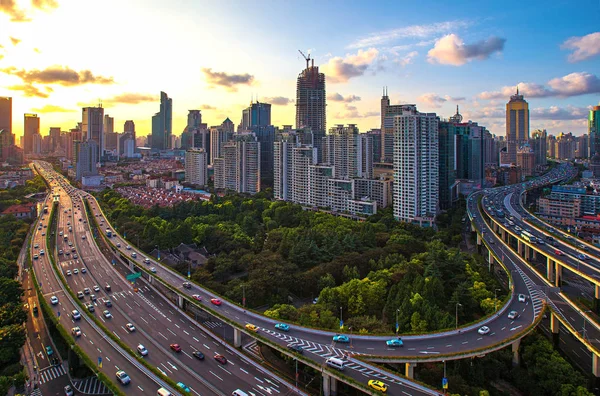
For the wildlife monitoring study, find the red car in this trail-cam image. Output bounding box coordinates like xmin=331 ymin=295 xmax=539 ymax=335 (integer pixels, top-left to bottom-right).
xmin=214 ymin=354 xmax=227 ymax=365
xmin=170 ymin=343 xmax=182 ymax=352
xmin=554 ymin=249 xmax=564 ymax=256
xmin=210 ymin=298 xmax=222 ymax=306
xmin=192 ymin=294 xmax=202 ymax=301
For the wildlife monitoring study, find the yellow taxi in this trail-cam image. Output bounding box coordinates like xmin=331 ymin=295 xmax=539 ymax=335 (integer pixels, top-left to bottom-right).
xmin=245 ymin=324 xmax=259 ymax=333
xmin=368 ymin=380 xmax=388 ymax=393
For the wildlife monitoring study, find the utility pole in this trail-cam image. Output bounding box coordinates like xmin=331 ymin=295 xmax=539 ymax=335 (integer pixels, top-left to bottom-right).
xmin=455 ymin=303 xmax=462 ymax=329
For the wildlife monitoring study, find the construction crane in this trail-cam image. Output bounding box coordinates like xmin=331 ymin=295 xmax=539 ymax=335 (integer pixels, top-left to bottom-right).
xmin=298 ymin=50 xmax=311 ymax=70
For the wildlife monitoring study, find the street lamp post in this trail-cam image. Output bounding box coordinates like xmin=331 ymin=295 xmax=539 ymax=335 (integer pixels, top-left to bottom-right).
xmin=395 ymin=309 xmax=399 ymax=336
xmin=455 ymin=303 xmax=462 ymax=329
xmin=242 ymin=284 xmax=246 ymax=308
xmin=339 ymin=306 xmax=343 ymax=330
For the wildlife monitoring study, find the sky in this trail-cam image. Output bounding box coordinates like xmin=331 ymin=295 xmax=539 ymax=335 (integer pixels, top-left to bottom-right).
xmin=1 ymin=0 xmax=599 ymax=140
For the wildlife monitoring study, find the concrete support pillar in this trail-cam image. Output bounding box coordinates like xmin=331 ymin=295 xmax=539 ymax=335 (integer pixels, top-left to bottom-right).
xmin=525 ymin=246 xmax=530 ymax=261
xmin=518 ymin=241 xmax=524 ymax=257
xmin=323 ymin=373 xmax=331 ymax=396
xmin=532 ymin=250 xmax=537 ymax=260
xmin=555 ymin=262 xmax=562 ymax=287
xmin=550 ymin=312 xmax=560 ymax=347
xmin=547 ymin=258 xmax=555 ymax=282
xmin=177 ymin=295 xmax=184 ymax=309
xmin=512 ymin=339 xmax=521 ymax=366
xmin=501 ymin=230 xmax=506 ymax=242
xmin=476 ymin=233 xmax=482 ymax=246
xmin=593 ymin=354 xmax=600 ymax=378
xmin=234 ymin=328 xmax=242 ymax=348
xmin=405 ymin=362 xmax=416 ymax=379
xmin=595 ymin=285 xmax=600 ymax=314
xmin=330 ymin=376 xmax=338 ymax=396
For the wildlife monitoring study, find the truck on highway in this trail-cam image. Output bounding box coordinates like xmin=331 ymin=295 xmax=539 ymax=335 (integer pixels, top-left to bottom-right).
xmin=105 ymin=229 xmax=112 ymax=238
xmin=521 ymin=231 xmax=536 ymax=243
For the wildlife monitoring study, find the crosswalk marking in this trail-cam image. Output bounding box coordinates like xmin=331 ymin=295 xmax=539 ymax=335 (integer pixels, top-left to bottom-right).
xmin=73 ymin=376 xmax=110 ymax=394
xmin=38 ymin=364 xmax=66 ymax=384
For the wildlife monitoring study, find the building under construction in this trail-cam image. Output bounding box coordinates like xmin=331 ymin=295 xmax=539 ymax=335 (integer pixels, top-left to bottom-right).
xmin=296 ymin=51 xmax=326 ymax=162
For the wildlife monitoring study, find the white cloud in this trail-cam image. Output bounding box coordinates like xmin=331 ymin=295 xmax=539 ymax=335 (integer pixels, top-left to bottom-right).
xmin=418 ymin=93 xmax=447 ymax=108
xmin=321 ymin=48 xmax=379 ymax=83
xmin=531 ymin=105 xmax=590 ymax=120
xmin=561 ymin=32 xmax=600 ymax=62
xmin=327 ymin=93 xmax=361 ymax=103
xmin=347 ymin=20 xmax=470 ymax=49
xmin=394 ymin=51 xmax=418 ymax=67
xmin=427 ymin=34 xmax=505 ymax=66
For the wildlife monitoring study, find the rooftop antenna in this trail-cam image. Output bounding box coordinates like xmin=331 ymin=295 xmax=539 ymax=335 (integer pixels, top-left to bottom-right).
xmin=98 ymin=99 xmax=102 ymax=108
xmin=298 ymin=50 xmax=311 ymax=70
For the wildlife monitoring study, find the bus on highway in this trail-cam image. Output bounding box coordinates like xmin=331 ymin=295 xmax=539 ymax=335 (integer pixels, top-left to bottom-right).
xmin=521 ymin=231 xmax=536 ymax=243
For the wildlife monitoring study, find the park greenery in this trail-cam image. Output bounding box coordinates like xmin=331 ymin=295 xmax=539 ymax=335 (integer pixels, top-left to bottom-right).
xmin=97 ymin=190 xmax=502 ymax=334
xmin=0 ymin=175 xmax=46 ymax=393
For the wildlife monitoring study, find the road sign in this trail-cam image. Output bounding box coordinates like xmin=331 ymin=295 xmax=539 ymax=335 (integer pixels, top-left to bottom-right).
xmin=442 ymin=377 xmax=448 ymax=389
xmin=126 ymin=272 xmax=142 ymax=281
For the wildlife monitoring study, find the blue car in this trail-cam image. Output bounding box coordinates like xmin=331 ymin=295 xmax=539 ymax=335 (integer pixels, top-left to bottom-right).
xmin=386 ymin=338 xmax=404 ymax=347
xmin=333 ymin=334 xmax=349 ymax=343
xmin=177 ymin=382 xmax=190 ymax=393
xmin=275 ymin=323 xmax=290 ymax=332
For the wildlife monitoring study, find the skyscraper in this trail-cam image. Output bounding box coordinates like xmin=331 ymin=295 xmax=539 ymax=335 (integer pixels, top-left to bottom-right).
xmin=438 ymin=120 xmax=457 ymax=210
xmin=24 ymin=113 xmax=40 ymax=155
xmin=210 ymin=118 xmax=234 ymax=164
xmin=506 ymin=87 xmax=529 ymax=165
xmin=75 ymin=140 xmax=98 ymax=181
xmin=381 ymin=88 xmax=411 ymax=163
xmin=213 ymin=132 xmax=260 ymax=194
xmin=0 ymin=97 xmax=12 ymax=135
xmin=124 ymin=120 xmax=136 ymax=150
xmin=49 ymin=127 xmax=61 ymax=152
xmin=530 ymin=129 xmax=547 ymax=167
xmin=241 ymin=101 xmax=271 ymax=130
xmin=295 ymin=58 xmax=326 ymax=161
xmin=324 ymin=124 xmax=373 ymax=179
xmin=393 ymin=105 xmax=438 ymax=227
xmin=589 ymin=104 xmax=600 ymax=157
xmin=104 ymin=115 xmax=114 ymax=134
xmin=151 ymin=91 xmax=172 ymax=150
xmin=82 ymin=107 xmax=104 ymax=159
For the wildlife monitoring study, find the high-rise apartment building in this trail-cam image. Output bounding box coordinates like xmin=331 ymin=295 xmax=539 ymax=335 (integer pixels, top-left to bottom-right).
xmin=393 ymin=105 xmax=438 ymax=227
xmin=506 ymin=87 xmax=529 ymax=165
xmin=49 ymin=127 xmax=61 ymax=152
xmin=589 ymin=104 xmax=600 ymax=157
xmin=104 ymin=115 xmax=114 ymax=134
xmin=65 ymin=128 xmax=82 ymax=160
xmin=273 ymin=132 xmax=317 ymax=203
xmin=483 ymin=130 xmax=497 ymax=167
xmin=366 ymin=129 xmax=382 ymax=166
xmin=24 ymin=113 xmax=40 ymax=155
xmin=124 ymin=120 xmax=136 ymax=149
xmin=530 ymin=129 xmax=547 ymax=167
xmin=210 ymin=118 xmax=234 ymax=164
xmin=213 ymin=132 xmax=260 ymax=194
xmin=241 ymin=101 xmax=271 ymax=131
xmin=295 ymin=58 xmax=326 ymax=162
xmin=82 ymin=107 xmax=104 ymax=159
xmin=517 ymin=145 xmax=535 ymax=177
xmin=151 ymin=91 xmax=172 ymax=150
xmin=438 ymin=120 xmax=457 ymax=210
xmin=0 ymin=97 xmax=12 ymax=135
xmin=324 ymin=124 xmax=373 ymax=179
xmin=185 ymin=148 xmax=208 ymax=186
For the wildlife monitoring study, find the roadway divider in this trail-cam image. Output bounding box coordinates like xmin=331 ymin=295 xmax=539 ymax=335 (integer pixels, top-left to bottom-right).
xmin=44 ymin=202 xmax=181 ymax=395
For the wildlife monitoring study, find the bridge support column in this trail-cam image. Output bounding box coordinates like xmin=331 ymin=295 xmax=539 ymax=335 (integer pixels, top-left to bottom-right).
xmin=593 ymin=354 xmax=600 ymax=378
xmin=476 ymin=233 xmax=482 ymax=246
xmin=323 ymin=373 xmax=331 ymax=396
xmin=525 ymin=246 xmax=530 ymax=261
xmin=518 ymin=241 xmax=524 ymax=257
xmin=177 ymin=295 xmax=184 ymax=309
xmin=405 ymin=362 xmax=416 ymax=379
xmin=550 ymin=312 xmax=560 ymax=347
xmin=595 ymin=285 xmax=600 ymax=314
xmin=330 ymin=376 xmax=338 ymax=396
xmin=512 ymin=339 xmax=521 ymax=366
xmin=555 ymin=262 xmax=562 ymax=287
xmin=546 ymin=258 xmax=555 ymax=282
xmin=233 ymin=328 xmax=242 ymax=348
xmin=532 ymin=250 xmax=537 ymax=260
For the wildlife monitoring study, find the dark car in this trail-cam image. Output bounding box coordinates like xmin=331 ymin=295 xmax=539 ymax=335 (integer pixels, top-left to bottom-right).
xmin=287 ymin=344 xmax=304 ymax=354
xmin=192 ymin=351 xmax=205 ymax=360
xmin=105 ymin=300 xmax=112 ymax=307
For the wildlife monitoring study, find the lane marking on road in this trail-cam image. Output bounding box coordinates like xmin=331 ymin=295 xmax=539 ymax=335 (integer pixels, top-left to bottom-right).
xmin=158 ymin=332 xmax=168 ymax=340
xmin=210 ymin=371 xmax=223 ymax=381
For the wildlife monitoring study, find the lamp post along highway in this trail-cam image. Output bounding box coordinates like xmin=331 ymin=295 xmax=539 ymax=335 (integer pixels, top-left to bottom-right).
xmin=455 ymin=303 xmax=462 ymax=329
xmin=396 ymin=308 xmax=399 ymax=335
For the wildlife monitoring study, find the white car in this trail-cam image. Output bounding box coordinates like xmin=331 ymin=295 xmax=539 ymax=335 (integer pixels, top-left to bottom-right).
xmin=50 ymin=296 xmax=59 ymax=305
xmin=103 ymin=310 xmax=112 ymax=319
xmin=66 ymin=270 xmax=72 ymax=276
xmin=72 ymin=310 xmax=81 ymax=320
xmin=150 ymin=267 xmax=156 ymax=273
xmin=131 ymin=252 xmax=137 ymax=258
xmin=478 ymin=326 xmax=490 ymax=335
xmin=71 ymin=327 xmax=82 ymax=337
xmin=137 ymin=344 xmax=148 ymax=356
xmin=508 ymin=311 xmax=518 ymax=320
xmin=125 ymin=323 xmax=136 ymax=332
xmin=126 ymin=245 xmax=131 ymax=250
xmin=518 ymin=294 xmax=526 ymax=303
xmin=93 ymin=285 xmax=100 ymax=292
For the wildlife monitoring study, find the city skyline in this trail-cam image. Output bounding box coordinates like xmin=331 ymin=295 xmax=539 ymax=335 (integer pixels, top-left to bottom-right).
xmin=0 ymin=0 xmax=599 ymax=140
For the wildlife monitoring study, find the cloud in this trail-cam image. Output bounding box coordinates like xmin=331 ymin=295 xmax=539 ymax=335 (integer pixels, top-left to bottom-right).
xmin=200 ymin=104 xmax=216 ymax=110
xmin=335 ymin=104 xmax=378 ymax=119
xmin=478 ymin=72 xmax=600 ymax=99
xmin=348 ymin=20 xmax=470 ymax=49
xmin=394 ymin=51 xmax=418 ymax=67
xmin=464 ymin=106 xmax=505 ymax=119
xmin=321 ymin=48 xmax=379 ymax=83
xmin=561 ymin=32 xmax=600 ymax=62
xmin=530 ymin=105 xmax=590 ymax=120
xmin=427 ymin=34 xmax=505 ymax=66
xmin=102 ymin=93 xmax=155 ymax=105
xmin=327 ymin=93 xmax=361 ymax=103
xmin=10 ymin=37 xmax=21 ymax=46
xmin=31 ymin=0 xmax=59 ymax=11
xmin=417 ymin=93 xmax=466 ymax=108
xmin=262 ymin=96 xmax=293 ymax=106
xmin=8 ymin=84 xmax=51 ymax=98
xmin=1 ymin=65 xmax=114 ymax=86
xmin=202 ymin=68 xmax=254 ymax=91
xmin=31 ymin=104 xmax=75 ymax=113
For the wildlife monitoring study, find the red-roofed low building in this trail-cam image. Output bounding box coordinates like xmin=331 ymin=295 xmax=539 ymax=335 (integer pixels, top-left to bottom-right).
xmin=1 ymin=203 xmax=37 ymax=219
